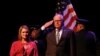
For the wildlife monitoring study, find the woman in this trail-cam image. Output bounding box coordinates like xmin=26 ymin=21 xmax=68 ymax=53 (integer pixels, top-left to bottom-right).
xmin=10 ymin=25 xmax=38 ymax=56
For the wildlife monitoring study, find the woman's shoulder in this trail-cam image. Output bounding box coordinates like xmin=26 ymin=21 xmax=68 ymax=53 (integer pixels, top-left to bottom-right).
xmin=29 ymin=41 xmax=37 ymax=46
xmin=11 ymin=41 xmax=21 ymax=45
xmin=29 ymin=41 xmax=36 ymax=44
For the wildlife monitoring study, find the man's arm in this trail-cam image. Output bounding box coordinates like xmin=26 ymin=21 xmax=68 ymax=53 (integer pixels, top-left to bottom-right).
xmin=41 ymin=20 xmax=53 ymax=30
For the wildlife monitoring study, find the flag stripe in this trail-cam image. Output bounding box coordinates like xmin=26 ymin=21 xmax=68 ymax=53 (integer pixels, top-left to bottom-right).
xmin=66 ymin=15 xmax=77 ymax=28
xmin=64 ymin=4 xmax=74 ymax=20
xmin=69 ymin=20 xmax=76 ymax=29
xmin=56 ymin=1 xmax=78 ymax=30
xmin=63 ymin=3 xmax=78 ymax=30
xmin=64 ymin=12 xmax=73 ymax=26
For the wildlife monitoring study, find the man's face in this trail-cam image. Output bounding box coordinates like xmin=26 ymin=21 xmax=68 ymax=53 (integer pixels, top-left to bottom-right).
xmin=31 ymin=30 xmax=39 ymax=38
xmin=53 ymin=14 xmax=63 ymax=29
xmin=76 ymin=24 xmax=84 ymax=32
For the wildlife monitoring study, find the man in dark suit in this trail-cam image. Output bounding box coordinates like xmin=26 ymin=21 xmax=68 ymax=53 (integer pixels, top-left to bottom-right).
xmin=75 ymin=19 xmax=96 ymax=56
xmin=45 ymin=14 xmax=76 ymax=56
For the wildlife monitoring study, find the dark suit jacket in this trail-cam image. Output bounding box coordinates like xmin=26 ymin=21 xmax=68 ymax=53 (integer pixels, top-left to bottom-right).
xmin=75 ymin=29 xmax=96 ymax=56
xmin=45 ymin=28 xmax=76 ymax=56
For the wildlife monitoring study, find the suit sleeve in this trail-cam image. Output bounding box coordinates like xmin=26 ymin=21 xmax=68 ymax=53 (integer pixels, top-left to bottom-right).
xmin=69 ymin=30 xmax=76 ymax=56
xmin=86 ymin=31 xmax=96 ymax=55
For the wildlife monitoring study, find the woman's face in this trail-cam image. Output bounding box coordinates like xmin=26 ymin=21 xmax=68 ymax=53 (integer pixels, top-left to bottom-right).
xmin=21 ymin=28 xmax=29 ymax=39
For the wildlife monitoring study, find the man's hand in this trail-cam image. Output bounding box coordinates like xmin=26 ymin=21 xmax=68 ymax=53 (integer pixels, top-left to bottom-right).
xmin=41 ymin=20 xmax=53 ymax=30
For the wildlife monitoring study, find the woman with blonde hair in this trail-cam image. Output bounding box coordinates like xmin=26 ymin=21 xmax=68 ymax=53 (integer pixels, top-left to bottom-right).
xmin=10 ymin=25 xmax=38 ymax=56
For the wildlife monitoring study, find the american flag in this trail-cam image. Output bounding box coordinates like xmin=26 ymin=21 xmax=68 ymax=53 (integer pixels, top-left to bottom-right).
xmin=56 ymin=0 xmax=78 ymax=30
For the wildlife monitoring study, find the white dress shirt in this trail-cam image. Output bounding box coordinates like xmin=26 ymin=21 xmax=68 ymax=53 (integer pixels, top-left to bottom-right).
xmin=55 ymin=29 xmax=63 ymax=43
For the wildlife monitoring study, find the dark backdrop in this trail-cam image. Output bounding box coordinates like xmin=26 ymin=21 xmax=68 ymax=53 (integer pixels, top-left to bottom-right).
xmin=0 ymin=0 xmax=99 ymax=56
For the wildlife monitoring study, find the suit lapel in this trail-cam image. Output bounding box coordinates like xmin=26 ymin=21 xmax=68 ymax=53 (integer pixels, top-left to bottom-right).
xmin=58 ymin=28 xmax=68 ymax=45
xmin=51 ymin=30 xmax=57 ymax=45
xmin=58 ymin=29 xmax=64 ymax=44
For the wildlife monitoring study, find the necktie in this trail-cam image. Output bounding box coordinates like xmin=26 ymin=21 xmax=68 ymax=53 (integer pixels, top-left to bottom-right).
xmin=56 ymin=29 xmax=60 ymax=44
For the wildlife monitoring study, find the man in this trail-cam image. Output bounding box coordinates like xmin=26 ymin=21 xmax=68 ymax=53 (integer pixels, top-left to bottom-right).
xmin=29 ymin=20 xmax=54 ymax=56
xmin=45 ymin=14 xmax=76 ymax=56
xmin=30 ymin=26 xmax=40 ymax=40
xmin=75 ymin=19 xmax=96 ymax=56
xmin=30 ymin=25 xmax=46 ymax=56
